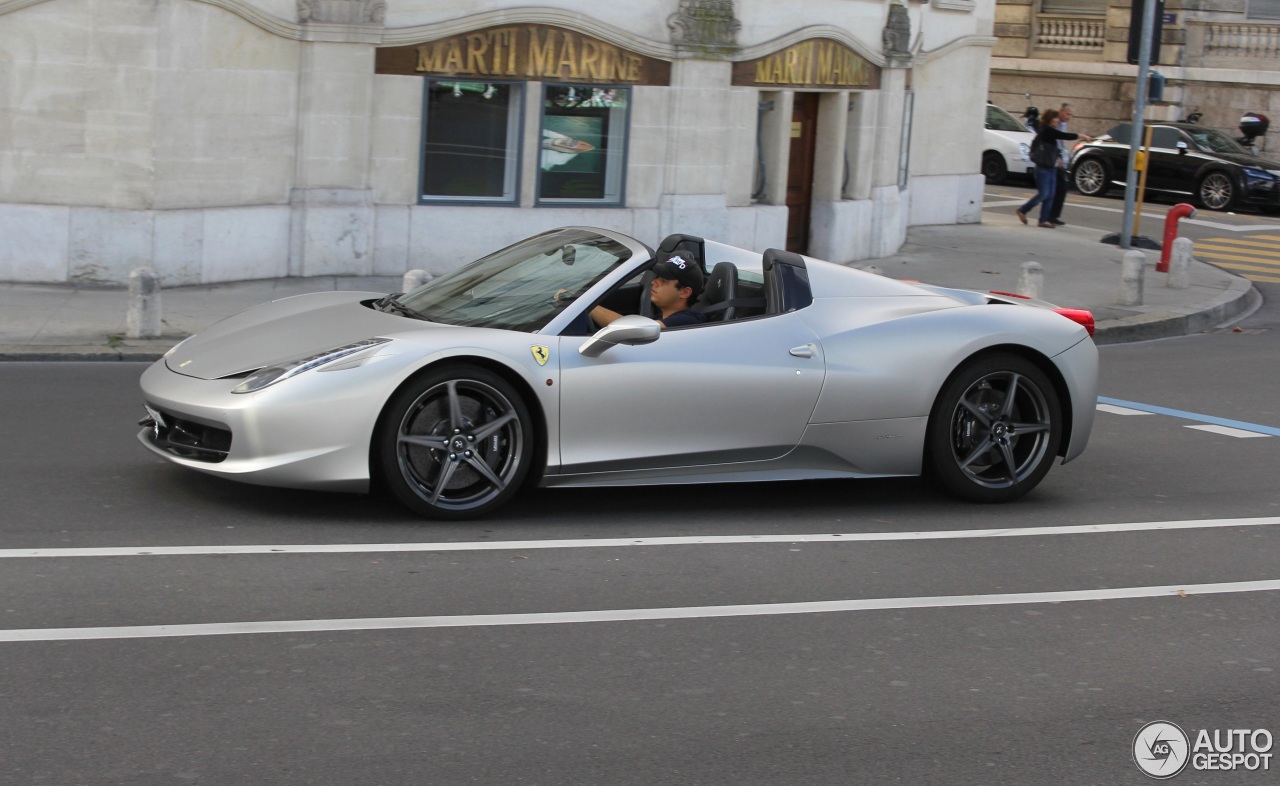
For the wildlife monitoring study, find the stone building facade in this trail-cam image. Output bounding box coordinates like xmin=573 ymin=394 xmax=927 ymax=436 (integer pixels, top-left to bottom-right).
xmin=0 ymin=0 xmax=996 ymax=285
xmin=990 ymin=0 xmax=1280 ymax=146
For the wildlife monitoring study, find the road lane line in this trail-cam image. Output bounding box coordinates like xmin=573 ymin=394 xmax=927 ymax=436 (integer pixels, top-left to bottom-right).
xmin=1186 ymin=424 xmax=1272 ymax=439
xmin=1097 ymin=397 xmax=1280 ymax=436
xmin=4 ymin=517 xmax=1280 ymax=558
xmin=3 ymin=580 xmax=1278 ymax=642
xmin=1096 ymin=403 xmax=1154 ymax=415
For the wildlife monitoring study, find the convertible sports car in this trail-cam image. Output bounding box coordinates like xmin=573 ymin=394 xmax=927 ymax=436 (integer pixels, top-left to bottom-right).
xmin=138 ymin=227 xmax=1099 ymax=519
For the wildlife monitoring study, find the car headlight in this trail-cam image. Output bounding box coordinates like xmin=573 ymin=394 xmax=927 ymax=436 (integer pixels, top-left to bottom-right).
xmin=1018 ymin=143 xmax=1030 ymax=159
xmin=231 ymin=338 xmax=391 ymax=394
xmin=1242 ymin=167 xmax=1273 ymax=181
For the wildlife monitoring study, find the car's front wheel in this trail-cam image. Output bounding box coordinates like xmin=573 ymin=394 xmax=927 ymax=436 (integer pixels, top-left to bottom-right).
xmin=925 ymin=354 xmax=1063 ymax=503
xmin=982 ymin=152 xmax=1008 ymax=185
xmin=377 ymin=365 xmax=533 ymax=519
xmin=1198 ymin=171 xmax=1235 ymax=211
xmin=1073 ymin=157 xmax=1110 ymax=197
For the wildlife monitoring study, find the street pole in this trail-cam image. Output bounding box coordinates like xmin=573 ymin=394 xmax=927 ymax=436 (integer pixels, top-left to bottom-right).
xmin=1120 ymin=0 xmax=1158 ymax=250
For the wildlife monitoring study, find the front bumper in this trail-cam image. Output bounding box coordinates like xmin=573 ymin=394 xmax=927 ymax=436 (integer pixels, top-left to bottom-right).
xmin=138 ymin=358 xmax=395 ymax=492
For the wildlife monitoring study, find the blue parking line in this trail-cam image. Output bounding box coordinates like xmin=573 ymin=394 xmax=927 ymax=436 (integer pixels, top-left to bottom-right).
xmin=1098 ymin=397 xmax=1280 ymax=437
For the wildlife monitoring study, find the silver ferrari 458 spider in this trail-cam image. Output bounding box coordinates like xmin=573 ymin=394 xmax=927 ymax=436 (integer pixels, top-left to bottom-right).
xmin=138 ymin=227 xmax=1098 ymax=519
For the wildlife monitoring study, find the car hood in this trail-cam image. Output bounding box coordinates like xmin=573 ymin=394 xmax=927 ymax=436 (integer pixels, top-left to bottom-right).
xmin=165 ymin=291 xmax=447 ymax=380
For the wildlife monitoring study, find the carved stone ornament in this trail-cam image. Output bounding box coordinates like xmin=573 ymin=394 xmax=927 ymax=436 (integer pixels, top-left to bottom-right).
xmin=667 ymin=0 xmax=741 ymax=55
xmin=881 ymin=1 xmax=912 ymax=65
xmin=298 ymin=0 xmax=386 ymax=25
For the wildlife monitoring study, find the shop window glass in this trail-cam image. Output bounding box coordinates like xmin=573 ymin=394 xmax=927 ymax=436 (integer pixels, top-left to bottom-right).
xmin=537 ymin=85 xmax=630 ymax=205
xmin=421 ymin=80 xmax=522 ymax=203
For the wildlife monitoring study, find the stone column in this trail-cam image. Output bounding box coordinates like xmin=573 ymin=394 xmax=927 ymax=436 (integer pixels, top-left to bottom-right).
xmin=290 ymin=3 xmax=383 ymax=276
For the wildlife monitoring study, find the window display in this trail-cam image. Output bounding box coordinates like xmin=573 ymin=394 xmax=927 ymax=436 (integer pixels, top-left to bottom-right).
xmin=537 ymin=85 xmax=630 ymax=204
xmin=421 ymin=80 xmax=522 ymax=202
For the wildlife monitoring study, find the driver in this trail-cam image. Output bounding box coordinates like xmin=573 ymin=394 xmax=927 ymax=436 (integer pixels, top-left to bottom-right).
xmin=590 ymin=252 xmax=707 ymax=329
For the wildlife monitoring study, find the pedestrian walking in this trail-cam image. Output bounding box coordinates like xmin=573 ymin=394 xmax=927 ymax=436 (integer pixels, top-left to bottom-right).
xmin=1046 ymin=102 xmax=1080 ymax=225
xmin=1016 ymin=109 xmax=1091 ymax=228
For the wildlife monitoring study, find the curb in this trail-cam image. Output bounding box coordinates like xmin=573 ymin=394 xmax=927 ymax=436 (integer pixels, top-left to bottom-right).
xmin=1092 ymin=277 xmax=1259 ymax=345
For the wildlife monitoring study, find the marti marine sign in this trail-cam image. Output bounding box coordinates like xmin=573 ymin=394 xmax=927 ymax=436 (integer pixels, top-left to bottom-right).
xmin=732 ymin=39 xmax=880 ymax=90
xmin=376 ymin=25 xmax=672 ymax=86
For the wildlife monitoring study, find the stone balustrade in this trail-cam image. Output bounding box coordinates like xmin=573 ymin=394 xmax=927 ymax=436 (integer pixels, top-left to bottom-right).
xmin=1035 ymin=15 xmax=1105 ymax=52
xmin=1203 ymin=22 xmax=1280 ymax=59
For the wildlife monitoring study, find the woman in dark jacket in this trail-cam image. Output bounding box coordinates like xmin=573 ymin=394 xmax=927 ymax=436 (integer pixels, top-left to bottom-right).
xmin=1016 ymin=109 xmax=1090 ymax=228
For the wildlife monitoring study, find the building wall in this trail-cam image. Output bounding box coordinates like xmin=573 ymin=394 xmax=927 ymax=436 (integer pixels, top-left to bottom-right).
xmin=989 ymin=0 xmax=1280 ymax=154
xmin=0 ymin=0 xmax=997 ymax=285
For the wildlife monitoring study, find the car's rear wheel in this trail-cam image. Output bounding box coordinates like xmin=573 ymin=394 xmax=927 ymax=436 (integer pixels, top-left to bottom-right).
xmin=1073 ymin=157 xmax=1109 ymax=197
xmin=378 ymin=365 xmax=532 ymax=519
xmin=982 ymin=152 xmax=1008 ymax=185
xmin=926 ymin=354 xmax=1062 ymax=503
xmin=1198 ymin=171 xmax=1235 ymax=211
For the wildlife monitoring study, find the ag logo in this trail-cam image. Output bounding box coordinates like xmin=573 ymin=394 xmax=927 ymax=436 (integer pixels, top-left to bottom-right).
xmin=1134 ymin=721 xmax=1190 ymax=779
xmin=530 ymin=345 xmax=550 ymax=366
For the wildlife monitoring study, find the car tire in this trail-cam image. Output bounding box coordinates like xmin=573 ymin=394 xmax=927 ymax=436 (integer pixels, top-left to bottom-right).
xmin=377 ymin=365 xmax=533 ymax=519
xmin=1073 ymin=157 xmax=1109 ymax=197
xmin=982 ymin=152 xmax=1008 ymax=185
xmin=1198 ymin=171 xmax=1235 ymax=211
xmin=925 ymin=354 xmax=1063 ymax=503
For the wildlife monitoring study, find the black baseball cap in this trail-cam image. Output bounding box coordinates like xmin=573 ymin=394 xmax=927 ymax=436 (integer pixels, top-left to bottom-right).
xmin=651 ymin=252 xmax=704 ymax=298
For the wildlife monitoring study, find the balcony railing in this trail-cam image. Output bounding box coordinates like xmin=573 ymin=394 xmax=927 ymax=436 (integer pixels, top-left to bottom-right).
xmin=1035 ymin=15 xmax=1106 ymax=52
xmin=1204 ymin=22 xmax=1280 ymax=58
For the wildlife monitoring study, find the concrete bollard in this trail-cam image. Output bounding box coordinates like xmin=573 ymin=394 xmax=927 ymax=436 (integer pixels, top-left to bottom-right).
xmin=402 ymin=269 xmax=431 ymax=292
xmin=1018 ymin=261 xmax=1044 ymax=300
xmin=1167 ymin=236 xmax=1192 ymax=289
xmin=1118 ymin=250 xmax=1145 ymax=306
xmin=860 ymin=265 xmax=883 ymax=276
xmin=126 ymin=266 xmax=162 ymax=339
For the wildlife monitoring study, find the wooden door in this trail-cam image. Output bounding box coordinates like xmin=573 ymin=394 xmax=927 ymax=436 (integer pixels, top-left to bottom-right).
xmin=786 ymin=93 xmax=819 ymax=253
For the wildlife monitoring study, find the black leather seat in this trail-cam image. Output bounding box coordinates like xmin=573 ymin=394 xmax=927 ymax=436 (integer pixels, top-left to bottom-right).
xmin=693 ymin=262 xmax=739 ymax=322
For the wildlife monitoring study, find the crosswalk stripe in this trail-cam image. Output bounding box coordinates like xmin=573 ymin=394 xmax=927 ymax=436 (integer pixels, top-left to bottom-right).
xmin=1205 ymin=261 xmax=1280 ymax=275
xmin=1247 ymin=273 xmax=1280 ymax=283
xmin=1187 ymin=252 xmax=1280 ymax=267
xmin=1193 ymin=238 xmax=1280 ymax=250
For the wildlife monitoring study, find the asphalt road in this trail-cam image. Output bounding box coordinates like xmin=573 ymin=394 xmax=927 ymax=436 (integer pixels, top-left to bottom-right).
xmin=2 ymin=283 xmax=1278 ymax=783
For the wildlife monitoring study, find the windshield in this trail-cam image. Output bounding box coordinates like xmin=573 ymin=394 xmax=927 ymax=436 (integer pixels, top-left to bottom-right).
xmin=1187 ymin=127 xmax=1250 ymax=155
xmin=986 ymin=105 xmax=1028 ymax=133
xmin=399 ymin=228 xmax=632 ymax=332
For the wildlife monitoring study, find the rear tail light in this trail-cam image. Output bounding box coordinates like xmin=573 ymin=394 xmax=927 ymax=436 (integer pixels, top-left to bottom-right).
xmin=1053 ymin=307 xmax=1095 ymax=337
xmin=989 ymin=290 xmax=1029 ymax=299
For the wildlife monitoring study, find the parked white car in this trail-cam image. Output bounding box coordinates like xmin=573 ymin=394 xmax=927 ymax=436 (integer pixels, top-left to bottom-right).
xmin=983 ymin=104 xmax=1035 ymax=184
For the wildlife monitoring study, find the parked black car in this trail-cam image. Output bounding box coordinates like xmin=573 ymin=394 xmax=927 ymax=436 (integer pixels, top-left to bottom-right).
xmin=1069 ymin=122 xmax=1280 ymax=212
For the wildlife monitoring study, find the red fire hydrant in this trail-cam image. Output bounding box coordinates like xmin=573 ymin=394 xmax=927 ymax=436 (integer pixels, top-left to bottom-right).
xmin=1159 ymin=203 xmax=1197 ymax=272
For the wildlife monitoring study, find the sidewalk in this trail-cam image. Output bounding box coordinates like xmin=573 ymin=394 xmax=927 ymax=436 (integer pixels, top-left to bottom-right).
xmin=0 ymin=213 xmax=1259 ymax=360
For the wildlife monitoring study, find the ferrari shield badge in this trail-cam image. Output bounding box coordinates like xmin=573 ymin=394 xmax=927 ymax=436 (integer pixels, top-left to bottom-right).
xmin=530 ymin=345 xmax=551 ymax=366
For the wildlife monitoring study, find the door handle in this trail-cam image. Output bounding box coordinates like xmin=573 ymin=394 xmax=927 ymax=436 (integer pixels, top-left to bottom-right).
xmin=789 ymin=344 xmax=814 ymax=358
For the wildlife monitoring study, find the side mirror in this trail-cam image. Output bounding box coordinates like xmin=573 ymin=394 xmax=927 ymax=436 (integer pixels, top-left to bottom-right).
xmin=578 ymin=314 xmax=661 ymax=358
xmin=1176 ymin=140 xmax=1189 ymax=155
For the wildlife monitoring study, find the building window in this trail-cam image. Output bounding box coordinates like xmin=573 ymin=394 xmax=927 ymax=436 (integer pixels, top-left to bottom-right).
xmin=537 ymin=84 xmax=630 ymax=205
xmin=1248 ymin=0 xmax=1280 ymax=19
xmin=1040 ymin=0 xmax=1105 ymax=14
xmin=420 ymin=80 xmax=522 ymax=203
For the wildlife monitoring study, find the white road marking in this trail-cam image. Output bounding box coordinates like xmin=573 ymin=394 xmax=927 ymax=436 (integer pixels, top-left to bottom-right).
xmin=3 ymin=517 xmax=1279 ymax=559
xmin=984 ymin=195 xmax=1280 ymax=232
xmin=1186 ymin=424 xmax=1273 ymax=439
xmin=1097 ymin=403 xmax=1154 ymax=416
xmin=3 ymin=580 xmax=1278 ymax=642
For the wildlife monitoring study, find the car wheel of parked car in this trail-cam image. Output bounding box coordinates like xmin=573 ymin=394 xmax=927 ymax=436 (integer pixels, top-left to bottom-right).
xmin=1198 ymin=172 xmax=1235 ymax=211
xmin=926 ymin=354 xmax=1063 ymax=503
xmin=982 ymin=152 xmax=1009 ymax=185
xmin=1073 ymin=157 xmax=1110 ymax=197
xmin=378 ymin=365 xmax=533 ymax=519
